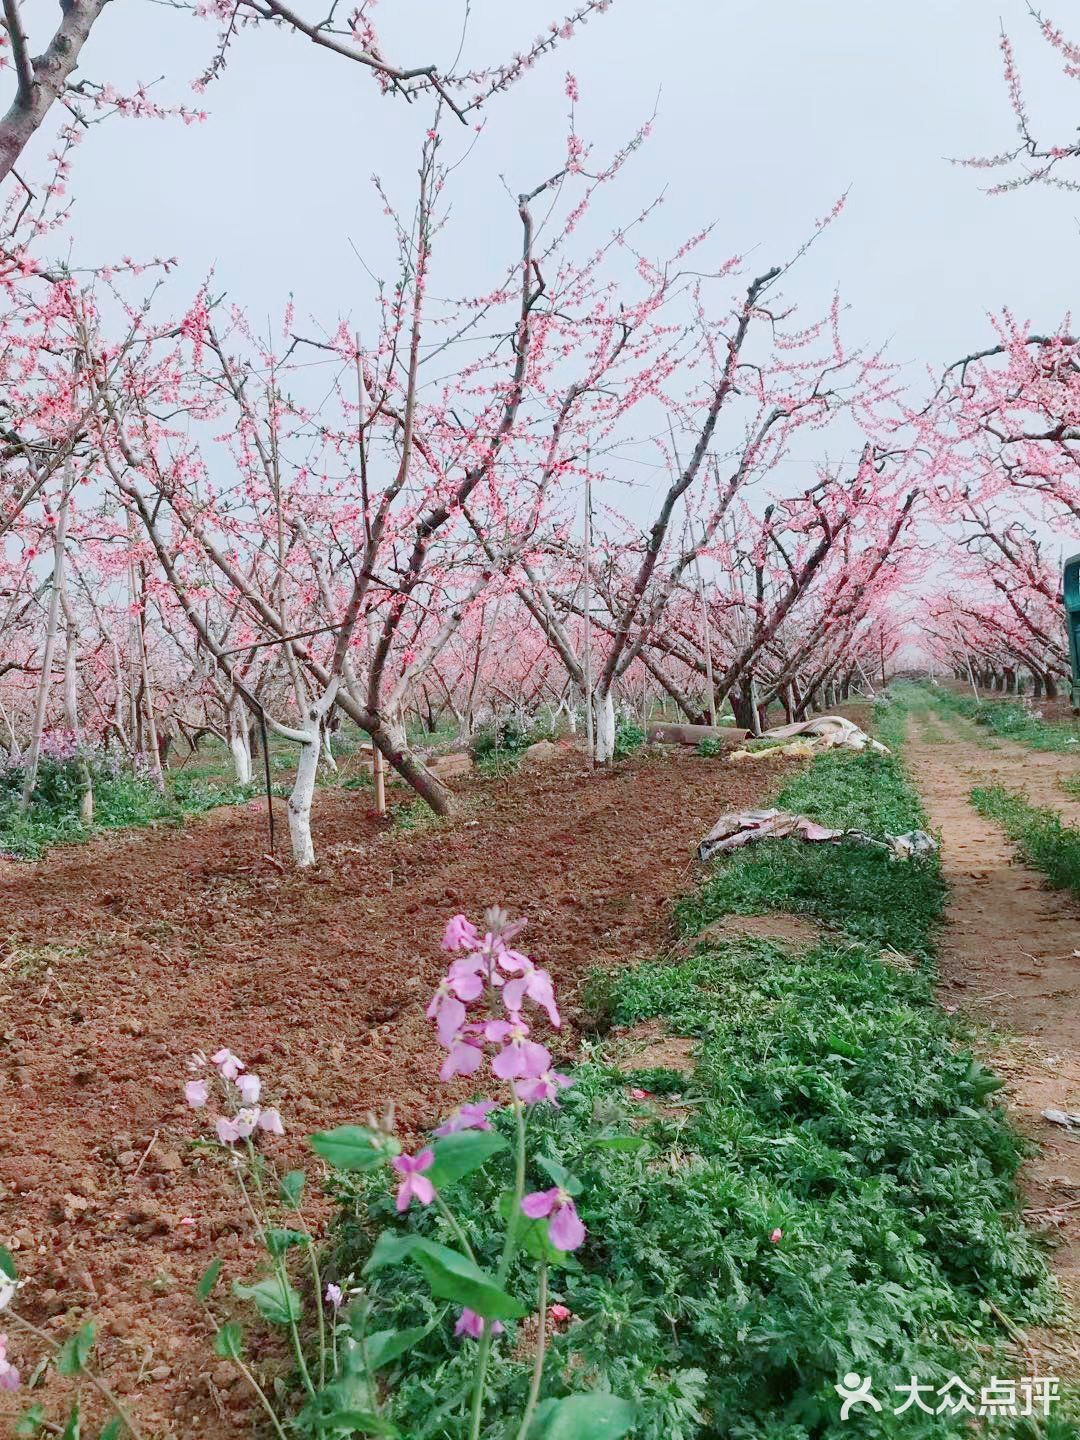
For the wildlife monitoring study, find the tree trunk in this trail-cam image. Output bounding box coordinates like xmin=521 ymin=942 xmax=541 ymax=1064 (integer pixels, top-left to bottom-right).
xmin=61 ymin=586 xmax=93 ymax=825
xmin=321 ymin=722 xmax=338 ymax=773
xmin=21 ymin=488 xmax=70 ymax=812
xmin=1045 ymin=673 xmax=1059 ymax=700
xmin=369 ymin=715 xmax=457 ymax=816
xmin=592 ymin=689 xmax=616 ymax=763
xmin=228 ymin=702 xmax=253 ymax=785
xmin=731 ymin=689 xmax=755 ymax=730
xmin=287 ymin=723 xmax=321 ymax=867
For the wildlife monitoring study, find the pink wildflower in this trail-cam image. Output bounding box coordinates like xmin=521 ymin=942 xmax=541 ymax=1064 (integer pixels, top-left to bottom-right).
xmin=486 ymin=1017 xmax=551 ymax=1081
xmin=770 ymin=1228 xmax=783 ymax=1244
xmin=629 ymin=1088 xmax=652 ymax=1101
xmin=549 ymin=1303 xmax=572 ymax=1325
xmin=493 ymin=945 xmax=531 ymax=975
xmin=211 ymin=1048 xmax=244 ymax=1081
xmin=325 ymin=1284 xmax=343 ymax=1309
xmin=0 ymin=1335 xmax=18 ymax=1391
xmin=429 ymin=993 xmax=467 ymax=1047
xmin=517 ymin=1069 xmax=572 ymax=1105
xmin=454 ymin=1308 xmax=503 ymax=1340
xmin=434 ymin=1100 xmax=498 ymax=1136
xmin=392 ymin=1149 xmax=436 ymax=1212
xmin=184 ymin=1078 xmax=209 ymax=1108
xmin=440 ymin=1032 xmax=485 ymax=1081
xmin=236 ymin=1073 xmax=261 ymax=1105
xmin=442 ymin=915 xmax=480 ymax=951
xmin=216 ymin=1109 xmax=259 ymax=1144
xmin=258 ymin=1107 xmax=285 ymax=1135
xmin=521 ymin=1187 xmax=586 ymax=1251
xmin=502 ymin=965 xmax=560 ymax=1027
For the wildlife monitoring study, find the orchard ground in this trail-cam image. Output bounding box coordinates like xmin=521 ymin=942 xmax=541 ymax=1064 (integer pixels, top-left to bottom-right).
xmin=2 ymin=693 xmax=1080 ymax=1435
xmin=0 ymin=740 xmax=788 ymax=1436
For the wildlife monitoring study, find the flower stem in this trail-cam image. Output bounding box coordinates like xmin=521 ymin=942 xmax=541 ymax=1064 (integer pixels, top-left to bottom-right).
xmin=468 ymin=1088 xmax=527 ymax=1440
xmin=295 ymin=1220 xmax=327 ymax=1387
xmin=435 ymin=1193 xmax=477 ymax=1263
xmin=229 ymin=1353 xmax=293 ymax=1440
xmin=513 ymin=1264 xmax=548 ymax=1440
xmin=237 ymin=1150 xmax=316 ymax=1398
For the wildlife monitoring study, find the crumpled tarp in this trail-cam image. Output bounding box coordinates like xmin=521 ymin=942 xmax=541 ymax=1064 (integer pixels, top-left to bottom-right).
xmin=697 ymin=807 xmax=937 ymax=863
xmin=729 ymin=715 xmax=890 ymax=763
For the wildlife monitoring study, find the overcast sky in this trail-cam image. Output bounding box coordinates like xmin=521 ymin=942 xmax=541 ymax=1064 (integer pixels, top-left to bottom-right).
xmin=31 ymin=0 xmax=1072 ymax=353
xmin=17 ymin=0 xmax=1080 ymax=538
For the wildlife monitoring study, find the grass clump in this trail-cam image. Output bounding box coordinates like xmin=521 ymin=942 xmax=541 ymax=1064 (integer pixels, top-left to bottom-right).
xmin=971 ymin=785 xmax=1080 ymax=899
xmin=0 ymin=745 xmax=265 ymax=859
xmin=613 ymin=714 xmax=646 ymax=759
xmin=470 ymin=715 xmax=555 ymax=777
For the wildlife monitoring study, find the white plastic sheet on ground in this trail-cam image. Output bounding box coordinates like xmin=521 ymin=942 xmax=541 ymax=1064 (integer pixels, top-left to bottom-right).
xmin=697 ymin=807 xmax=937 ymax=864
xmin=729 ymin=715 xmax=890 ymax=764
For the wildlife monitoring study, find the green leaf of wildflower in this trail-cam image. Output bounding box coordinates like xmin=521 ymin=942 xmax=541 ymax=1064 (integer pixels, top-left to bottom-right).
xmin=233 ymin=1274 xmax=302 ymax=1326
xmin=310 ymin=1125 xmax=400 ymax=1172
xmin=310 ymin=1411 xmax=398 ymax=1435
xmin=363 ymin=1312 xmax=445 ymax=1372
xmin=0 ymin=1245 xmax=16 ymax=1280
xmin=196 ymin=1258 xmax=223 ymax=1301
xmin=98 ymin=1420 xmax=123 ymax=1440
xmin=264 ymin=1228 xmax=307 ymax=1258
xmin=426 ymin=1130 xmax=508 ymax=1190
xmin=59 ymin=1403 xmax=81 ymax=1440
xmin=529 ymin=1394 xmax=637 ymax=1439
xmin=57 ymin=1322 xmax=95 ymax=1376
xmin=365 ymin=1233 xmax=527 ymax=1321
xmin=536 ymin=1156 xmax=582 ymax=1196
xmin=213 ymin=1321 xmax=245 ymax=1360
xmin=14 ymin=1404 xmax=45 ymax=1437
xmin=585 ymin=1135 xmax=648 ymax=1153
xmin=279 ymin=1169 xmax=306 ymax=1208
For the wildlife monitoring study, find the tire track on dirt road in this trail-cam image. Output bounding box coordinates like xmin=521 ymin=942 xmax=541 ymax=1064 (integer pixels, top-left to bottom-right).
xmin=905 ymin=718 xmax=1080 ymax=1377
xmin=936 ymin=705 xmax=1080 ymax=827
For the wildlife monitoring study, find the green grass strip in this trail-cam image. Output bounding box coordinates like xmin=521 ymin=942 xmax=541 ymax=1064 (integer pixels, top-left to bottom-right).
xmin=971 ymin=784 xmax=1080 ymax=900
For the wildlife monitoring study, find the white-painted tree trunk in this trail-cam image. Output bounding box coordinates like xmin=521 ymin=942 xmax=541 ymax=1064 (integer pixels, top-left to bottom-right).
xmin=285 ymin=681 xmax=339 ymax=868
xmin=592 ymin=689 xmax=616 ymax=763
xmin=61 ymin=587 xmax=93 ymax=825
xmin=228 ymin=714 xmax=252 ymax=786
xmin=21 ymin=488 xmax=70 ymax=812
xmin=321 ymin=724 xmax=338 ymax=773
xmin=287 ymin=722 xmax=320 ymax=868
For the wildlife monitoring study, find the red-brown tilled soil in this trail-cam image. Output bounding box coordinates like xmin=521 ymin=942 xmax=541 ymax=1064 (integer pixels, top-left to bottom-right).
xmin=0 ymin=746 xmax=777 ymax=1438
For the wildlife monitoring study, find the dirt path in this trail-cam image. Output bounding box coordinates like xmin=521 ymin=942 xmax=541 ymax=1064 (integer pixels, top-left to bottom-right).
xmin=936 ymin=706 xmax=1080 ymax=826
xmin=0 ymin=746 xmax=776 ymax=1438
xmin=905 ymin=717 xmax=1080 ymax=1375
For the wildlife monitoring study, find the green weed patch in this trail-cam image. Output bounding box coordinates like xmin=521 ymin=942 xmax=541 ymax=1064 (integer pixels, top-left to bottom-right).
xmin=971 ymin=785 xmax=1080 ymax=900
xmin=933 ymin=689 xmax=1080 ymax=753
